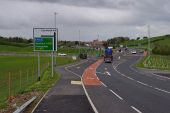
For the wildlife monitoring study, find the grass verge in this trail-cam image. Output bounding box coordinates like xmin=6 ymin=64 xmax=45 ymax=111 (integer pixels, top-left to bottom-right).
xmin=137 ymin=55 xmax=170 ymax=70
xmin=25 ymin=68 xmax=60 ymax=93
xmin=0 ymin=56 xmax=77 ymax=111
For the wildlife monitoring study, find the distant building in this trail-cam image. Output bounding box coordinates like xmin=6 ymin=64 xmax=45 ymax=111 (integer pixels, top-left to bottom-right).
xmin=92 ymin=39 xmax=104 ymax=49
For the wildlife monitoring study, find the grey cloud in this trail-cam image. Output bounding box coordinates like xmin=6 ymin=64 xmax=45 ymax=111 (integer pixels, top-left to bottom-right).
xmin=0 ymin=0 xmax=170 ymax=40
xmin=16 ymin=0 xmax=136 ymax=9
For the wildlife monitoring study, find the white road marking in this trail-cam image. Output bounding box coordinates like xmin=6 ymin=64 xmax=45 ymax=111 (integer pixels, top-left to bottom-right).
xmin=112 ymin=61 xmax=170 ymax=95
xmin=71 ymin=81 xmax=82 ymax=85
xmin=101 ymin=82 xmax=107 ymax=87
xmin=109 ymin=89 xmax=123 ymax=100
xmin=152 ymin=73 xmax=170 ymax=80
xmin=131 ymin=106 xmax=142 ymax=113
xmin=155 ymin=77 xmax=166 ymax=81
xmin=126 ymin=76 xmax=134 ymax=80
xmin=136 ymin=81 xmax=148 ymax=86
xmin=106 ymin=71 xmax=111 ymax=76
xmin=129 ymin=58 xmax=170 ymax=82
xmin=155 ymin=88 xmax=170 ymax=94
xmin=76 ymin=67 xmax=80 ymax=69
xmin=65 ymin=60 xmax=99 ymax=113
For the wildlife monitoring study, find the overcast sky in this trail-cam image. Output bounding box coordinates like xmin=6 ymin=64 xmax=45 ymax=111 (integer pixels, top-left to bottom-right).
xmin=0 ymin=0 xmax=170 ymax=41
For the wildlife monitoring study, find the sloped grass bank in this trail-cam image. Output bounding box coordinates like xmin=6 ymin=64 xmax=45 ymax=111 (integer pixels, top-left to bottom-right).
xmin=137 ymin=55 xmax=170 ymax=70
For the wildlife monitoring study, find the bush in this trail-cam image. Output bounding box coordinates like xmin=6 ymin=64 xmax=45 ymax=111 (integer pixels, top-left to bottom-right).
xmin=152 ymin=44 xmax=170 ymax=55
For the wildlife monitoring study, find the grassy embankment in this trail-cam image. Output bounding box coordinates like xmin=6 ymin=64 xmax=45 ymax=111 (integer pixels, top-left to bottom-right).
xmin=0 ymin=44 xmax=100 ymax=56
xmin=137 ymin=55 xmax=170 ymax=70
xmin=134 ymin=35 xmax=170 ymax=70
xmin=121 ymin=35 xmax=170 ymax=49
xmin=0 ymin=56 xmax=77 ymax=108
xmin=0 ymin=37 xmax=100 ymax=55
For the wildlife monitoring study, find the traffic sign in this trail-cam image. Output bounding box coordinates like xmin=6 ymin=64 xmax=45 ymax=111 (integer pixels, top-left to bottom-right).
xmin=33 ymin=28 xmax=57 ymax=51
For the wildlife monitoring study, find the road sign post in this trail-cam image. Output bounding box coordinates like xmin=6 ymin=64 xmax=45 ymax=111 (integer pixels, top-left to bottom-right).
xmin=33 ymin=28 xmax=57 ymax=79
xmin=38 ymin=52 xmax=40 ymax=81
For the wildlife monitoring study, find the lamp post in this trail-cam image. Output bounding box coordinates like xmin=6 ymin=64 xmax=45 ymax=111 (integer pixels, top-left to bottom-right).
xmin=79 ymin=30 xmax=80 ymax=55
xmin=148 ymin=25 xmax=151 ymax=56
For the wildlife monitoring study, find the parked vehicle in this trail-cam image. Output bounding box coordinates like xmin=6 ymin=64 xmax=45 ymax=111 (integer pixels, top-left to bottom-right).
xmin=58 ymin=53 xmax=67 ymax=56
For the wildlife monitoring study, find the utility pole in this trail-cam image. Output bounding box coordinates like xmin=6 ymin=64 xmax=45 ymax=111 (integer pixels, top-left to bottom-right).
xmin=148 ymin=25 xmax=151 ymax=56
xmin=79 ymin=30 xmax=80 ymax=55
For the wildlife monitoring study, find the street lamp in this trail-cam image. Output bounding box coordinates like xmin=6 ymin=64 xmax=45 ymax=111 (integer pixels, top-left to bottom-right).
xmin=148 ymin=25 xmax=151 ymax=56
xmin=79 ymin=30 xmax=80 ymax=55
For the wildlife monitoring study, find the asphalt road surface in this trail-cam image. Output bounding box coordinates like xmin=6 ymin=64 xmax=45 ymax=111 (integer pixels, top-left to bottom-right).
xmin=33 ymin=50 xmax=170 ymax=113
xmin=87 ymin=52 xmax=170 ymax=113
xmin=33 ymin=58 xmax=97 ymax=113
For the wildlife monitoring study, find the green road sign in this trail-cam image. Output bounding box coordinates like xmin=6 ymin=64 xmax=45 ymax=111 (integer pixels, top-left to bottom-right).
xmin=33 ymin=28 xmax=57 ymax=51
xmin=35 ymin=36 xmax=53 ymax=51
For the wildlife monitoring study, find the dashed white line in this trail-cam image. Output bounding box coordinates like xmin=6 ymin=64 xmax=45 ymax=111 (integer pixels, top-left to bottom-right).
xmin=101 ymin=82 xmax=107 ymax=87
xmin=112 ymin=62 xmax=170 ymax=95
xmin=109 ymin=89 xmax=123 ymax=100
xmin=131 ymin=106 xmax=142 ymax=113
xmin=155 ymin=88 xmax=170 ymax=94
xmin=136 ymin=81 xmax=148 ymax=86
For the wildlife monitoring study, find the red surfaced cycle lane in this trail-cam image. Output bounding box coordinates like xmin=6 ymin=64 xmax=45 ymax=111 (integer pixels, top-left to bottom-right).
xmin=82 ymin=59 xmax=103 ymax=86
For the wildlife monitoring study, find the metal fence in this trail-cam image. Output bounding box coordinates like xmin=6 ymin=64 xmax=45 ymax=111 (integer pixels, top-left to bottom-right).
xmin=0 ymin=59 xmax=50 ymax=104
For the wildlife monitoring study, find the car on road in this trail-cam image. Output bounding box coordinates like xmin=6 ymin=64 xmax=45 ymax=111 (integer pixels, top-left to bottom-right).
xmin=79 ymin=53 xmax=87 ymax=59
xmin=58 ymin=53 xmax=67 ymax=56
xmin=131 ymin=50 xmax=137 ymax=54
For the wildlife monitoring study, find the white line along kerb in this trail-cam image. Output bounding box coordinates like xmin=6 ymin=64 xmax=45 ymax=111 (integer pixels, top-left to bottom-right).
xmin=65 ymin=60 xmax=99 ymax=113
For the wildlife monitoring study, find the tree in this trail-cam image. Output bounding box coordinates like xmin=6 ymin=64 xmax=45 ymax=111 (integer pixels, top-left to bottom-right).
xmin=75 ymin=41 xmax=79 ymax=45
xmin=143 ymin=36 xmax=148 ymax=39
xmin=136 ymin=37 xmax=140 ymax=40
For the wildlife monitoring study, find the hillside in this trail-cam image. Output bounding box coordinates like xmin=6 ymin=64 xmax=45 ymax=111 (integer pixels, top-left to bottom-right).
xmin=0 ymin=38 xmax=33 ymax=52
xmin=122 ymin=35 xmax=170 ymax=48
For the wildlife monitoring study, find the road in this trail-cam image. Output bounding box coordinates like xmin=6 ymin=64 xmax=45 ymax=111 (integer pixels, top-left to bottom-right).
xmin=86 ymin=51 xmax=170 ymax=113
xmin=33 ymin=58 xmax=97 ymax=113
xmin=33 ymin=50 xmax=170 ymax=113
